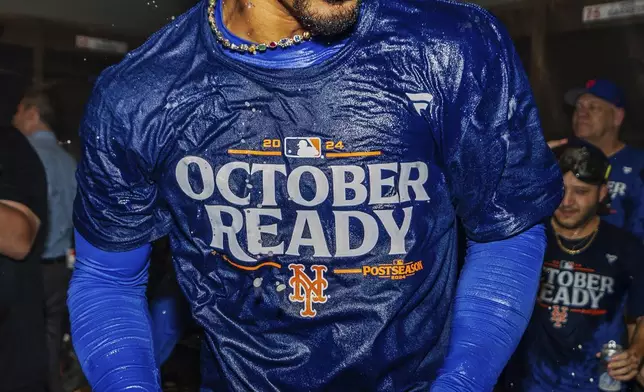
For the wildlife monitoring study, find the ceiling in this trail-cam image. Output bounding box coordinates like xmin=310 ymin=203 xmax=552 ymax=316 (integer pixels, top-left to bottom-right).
xmin=0 ymin=0 xmax=524 ymax=37
xmin=469 ymin=0 xmax=523 ymax=7
xmin=0 ymin=0 xmax=198 ymax=36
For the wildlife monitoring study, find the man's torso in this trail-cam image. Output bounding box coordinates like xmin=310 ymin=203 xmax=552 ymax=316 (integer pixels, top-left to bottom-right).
xmin=504 ymin=221 xmax=639 ymax=392
xmin=75 ymin=0 xmax=560 ymax=390
xmin=604 ymin=145 xmax=644 ymax=237
xmin=154 ymin=12 xmax=458 ymax=389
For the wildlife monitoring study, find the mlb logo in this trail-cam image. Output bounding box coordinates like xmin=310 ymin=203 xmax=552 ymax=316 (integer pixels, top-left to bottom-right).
xmin=623 ymin=166 xmax=632 ymax=174
xmin=284 ymin=137 xmax=322 ymax=158
xmin=561 ymin=261 xmax=575 ymax=270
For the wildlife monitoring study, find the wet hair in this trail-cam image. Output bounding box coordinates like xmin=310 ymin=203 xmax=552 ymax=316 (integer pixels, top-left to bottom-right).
xmin=21 ymin=87 xmax=57 ymax=128
xmin=556 ymin=139 xmax=611 ymax=185
xmin=555 ymin=138 xmax=612 ymax=214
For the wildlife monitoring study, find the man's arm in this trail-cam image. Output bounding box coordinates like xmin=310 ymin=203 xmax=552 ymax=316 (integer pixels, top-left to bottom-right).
xmin=0 ymin=200 xmax=41 ymax=260
xmin=432 ymin=224 xmax=546 ymax=391
xmin=547 ymin=139 xmax=568 ymax=149
xmin=68 ymin=231 xmax=160 ymax=390
xmin=70 ymin=74 xmax=172 ymax=390
xmin=0 ymin=128 xmax=47 ymax=260
xmin=433 ymin=8 xmax=562 ymax=391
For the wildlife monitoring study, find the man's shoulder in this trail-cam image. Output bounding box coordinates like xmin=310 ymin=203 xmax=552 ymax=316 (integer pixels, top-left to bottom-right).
xmin=89 ymin=2 xmax=205 ymax=122
xmin=600 ymin=220 xmax=642 ymax=248
xmin=0 ymin=127 xmax=47 ymax=195
xmin=613 ymin=145 xmax=644 ymax=181
xmin=382 ymin=0 xmax=509 ymax=48
xmin=0 ymin=127 xmax=24 ymax=143
xmin=598 ymin=222 xmax=644 ymax=272
xmin=0 ymin=128 xmax=37 ymax=158
xmin=623 ymin=145 xmax=644 ymax=161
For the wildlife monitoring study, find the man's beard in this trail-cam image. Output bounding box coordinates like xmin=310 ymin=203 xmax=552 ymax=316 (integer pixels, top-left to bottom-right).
xmin=288 ymin=0 xmax=361 ymax=37
xmin=554 ymin=205 xmax=598 ymax=231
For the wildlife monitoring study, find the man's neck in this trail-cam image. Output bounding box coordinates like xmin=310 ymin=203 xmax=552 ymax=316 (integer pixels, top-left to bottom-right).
xmin=222 ymin=0 xmax=306 ymax=44
xmin=552 ymin=216 xmax=600 ymax=240
xmin=587 ymin=134 xmax=625 ymax=157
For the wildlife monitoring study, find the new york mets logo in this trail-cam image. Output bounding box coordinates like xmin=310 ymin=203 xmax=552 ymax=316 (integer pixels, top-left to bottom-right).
xmin=550 ymin=305 xmax=569 ymax=328
xmin=288 ymin=264 xmax=329 ymax=318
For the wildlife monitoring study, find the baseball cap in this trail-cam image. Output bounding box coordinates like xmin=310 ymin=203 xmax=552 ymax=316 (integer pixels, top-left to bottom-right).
xmin=555 ymin=138 xmax=611 ymax=186
xmin=564 ymin=79 xmax=625 ymax=109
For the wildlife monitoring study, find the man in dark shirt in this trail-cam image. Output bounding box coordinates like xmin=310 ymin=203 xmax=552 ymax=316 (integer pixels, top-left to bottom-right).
xmin=13 ymin=87 xmax=77 ymax=392
xmin=0 ymin=127 xmax=48 ymax=392
xmin=502 ymin=139 xmax=644 ymax=392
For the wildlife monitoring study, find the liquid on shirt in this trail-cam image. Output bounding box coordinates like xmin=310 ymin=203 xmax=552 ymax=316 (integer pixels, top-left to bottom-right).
xmin=73 ymin=0 xmax=563 ymax=390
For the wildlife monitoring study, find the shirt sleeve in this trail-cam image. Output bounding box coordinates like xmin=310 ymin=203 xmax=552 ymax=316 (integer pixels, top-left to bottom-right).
xmin=73 ymin=83 xmax=173 ymax=251
xmin=0 ymin=129 xmax=48 ymax=223
xmin=442 ymin=15 xmax=563 ymax=242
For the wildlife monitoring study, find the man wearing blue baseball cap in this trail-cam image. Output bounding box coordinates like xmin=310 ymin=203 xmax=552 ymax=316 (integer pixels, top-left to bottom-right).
xmin=563 ymin=79 xmax=644 ymax=392
xmin=561 ymin=79 xmax=644 ymax=239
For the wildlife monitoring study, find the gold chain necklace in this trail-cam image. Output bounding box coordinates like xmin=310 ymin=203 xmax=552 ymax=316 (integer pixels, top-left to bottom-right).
xmin=207 ymin=0 xmax=312 ymax=55
xmin=555 ymin=228 xmax=599 ymax=255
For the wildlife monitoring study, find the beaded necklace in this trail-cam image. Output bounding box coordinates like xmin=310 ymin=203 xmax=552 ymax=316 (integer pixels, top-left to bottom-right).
xmin=208 ymin=0 xmax=312 ymax=54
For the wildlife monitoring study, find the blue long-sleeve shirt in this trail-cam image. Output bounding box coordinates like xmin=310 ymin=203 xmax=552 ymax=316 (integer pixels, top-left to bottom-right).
xmin=71 ymin=0 xmax=563 ymax=389
xmin=28 ymin=130 xmax=77 ymax=259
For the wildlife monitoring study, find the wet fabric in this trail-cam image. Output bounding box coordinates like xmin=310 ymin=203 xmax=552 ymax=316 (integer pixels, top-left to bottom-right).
xmin=72 ymin=0 xmax=563 ymax=390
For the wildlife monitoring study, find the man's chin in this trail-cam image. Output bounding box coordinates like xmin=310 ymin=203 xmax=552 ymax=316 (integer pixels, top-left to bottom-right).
xmin=553 ymin=215 xmax=581 ymax=230
xmin=296 ymin=0 xmax=360 ymax=36
xmin=320 ymin=0 xmax=356 ymax=5
xmin=573 ymin=126 xmax=596 ymax=140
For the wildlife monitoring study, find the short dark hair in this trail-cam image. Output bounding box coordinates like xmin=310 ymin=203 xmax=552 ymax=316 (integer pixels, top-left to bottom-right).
xmin=21 ymin=87 xmax=56 ymax=129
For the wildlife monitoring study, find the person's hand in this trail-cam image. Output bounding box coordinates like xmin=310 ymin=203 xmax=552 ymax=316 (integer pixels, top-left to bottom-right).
xmin=547 ymin=138 xmax=568 ymax=149
xmin=602 ymin=349 xmax=642 ymax=381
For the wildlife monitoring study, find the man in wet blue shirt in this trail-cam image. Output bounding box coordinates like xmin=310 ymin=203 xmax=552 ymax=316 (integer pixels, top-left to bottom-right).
xmin=565 ymin=80 xmax=644 ymax=238
xmin=69 ymin=0 xmax=563 ymax=390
